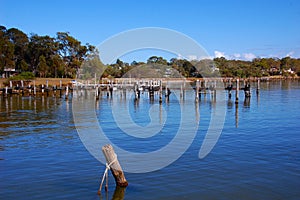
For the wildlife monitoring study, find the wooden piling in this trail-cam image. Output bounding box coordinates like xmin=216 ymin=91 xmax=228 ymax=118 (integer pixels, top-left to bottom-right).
xmin=33 ymin=81 xmax=36 ymax=96
xmin=195 ymin=80 xmax=199 ymax=102
xmin=180 ymin=84 xmax=183 ymax=98
xmin=96 ymin=86 xmax=100 ymax=100
xmin=256 ymin=78 xmax=260 ymax=94
xmin=65 ymin=86 xmax=69 ymax=100
xmin=159 ymin=80 xmax=162 ymax=103
xmin=228 ymin=78 xmax=232 ymax=99
xmin=235 ymin=79 xmax=239 ymax=104
xmin=101 ymin=144 xmax=128 ymax=187
xmin=4 ymin=86 xmax=8 ymax=97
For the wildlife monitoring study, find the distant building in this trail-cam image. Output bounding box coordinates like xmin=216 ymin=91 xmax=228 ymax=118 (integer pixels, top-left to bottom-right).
xmin=2 ymin=68 xmax=16 ymax=78
xmin=285 ymin=68 xmax=295 ymax=74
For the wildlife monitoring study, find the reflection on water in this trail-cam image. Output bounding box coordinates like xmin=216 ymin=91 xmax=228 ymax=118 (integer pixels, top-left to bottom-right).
xmin=1 ymin=80 xmax=300 ymax=200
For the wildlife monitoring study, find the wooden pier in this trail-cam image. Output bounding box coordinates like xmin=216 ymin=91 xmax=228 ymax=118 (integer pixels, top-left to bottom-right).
xmin=0 ymin=78 xmax=261 ymax=104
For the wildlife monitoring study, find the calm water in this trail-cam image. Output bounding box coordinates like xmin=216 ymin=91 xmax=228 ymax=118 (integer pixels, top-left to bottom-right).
xmin=1 ymin=80 xmax=300 ymax=200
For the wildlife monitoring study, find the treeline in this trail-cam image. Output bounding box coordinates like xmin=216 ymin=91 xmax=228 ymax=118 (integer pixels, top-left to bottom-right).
xmin=0 ymin=25 xmax=95 ymax=78
xmin=1 ymin=25 xmax=300 ymax=79
xmin=94 ymin=56 xmax=300 ymax=79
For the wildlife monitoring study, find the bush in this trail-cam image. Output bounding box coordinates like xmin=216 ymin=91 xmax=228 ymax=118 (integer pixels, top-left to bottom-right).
xmin=9 ymin=72 xmax=35 ymax=80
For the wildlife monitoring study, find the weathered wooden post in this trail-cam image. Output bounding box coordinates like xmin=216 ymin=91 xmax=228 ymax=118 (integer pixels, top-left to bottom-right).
xmin=180 ymin=84 xmax=183 ymax=99
xmin=41 ymin=84 xmax=45 ymax=94
xmin=235 ymin=78 xmax=239 ymax=104
xmin=195 ymin=80 xmax=199 ymax=102
xmin=21 ymin=80 xmax=24 ymax=96
xmin=165 ymin=82 xmax=168 ymax=96
xmin=33 ymin=81 xmax=36 ymax=96
xmin=204 ymin=80 xmax=207 ymax=94
xmin=149 ymin=80 xmax=154 ymax=101
xmin=228 ymin=78 xmax=232 ymax=98
xmin=16 ymin=84 xmax=20 ymax=93
xmin=107 ymin=84 xmax=110 ymax=97
xmin=244 ymin=82 xmax=251 ymax=98
xmin=28 ymin=84 xmax=32 ymax=94
xmin=96 ymin=86 xmax=100 ymax=101
xmin=4 ymin=86 xmax=8 ymax=97
xmin=65 ymin=86 xmax=69 ymax=100
xmin=159 ymin=80 xmax=162 ymax=104
xmin=213 ymin=80 xmax=217 ymax=100
xmin=199 ymin=80 xmax=202 ymax=99
xmin=59 ymin=87 xmax=62 ymax=98
xmin=136 ymin=81 xmax=140 ymax=99
xmin=109 ymin=85 xmax=113 ymax=98
xmin=98 ymin=144 xmax=128 ymax=195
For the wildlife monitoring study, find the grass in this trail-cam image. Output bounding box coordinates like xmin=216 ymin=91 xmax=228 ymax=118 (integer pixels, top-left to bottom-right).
xmin=0 ymin=78 xmax=73 ymax=87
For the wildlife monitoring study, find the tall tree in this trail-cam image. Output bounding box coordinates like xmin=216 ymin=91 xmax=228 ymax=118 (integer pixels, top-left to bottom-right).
xmin=27 ymin=34 xmax=58 ymax=74
xmin=56 ymin=32 xmax=94 ymax=78
xmin=6 ymin=28 xmax=29 ymax=72
xmin=0 ymin=26 xmax=15 ymax=74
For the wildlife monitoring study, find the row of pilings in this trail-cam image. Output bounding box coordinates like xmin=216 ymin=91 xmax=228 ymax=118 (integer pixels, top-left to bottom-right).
xmin=0 ymin=80 xmax=72 ymax=99
xmin=1 ymin=78 xmax=261 ymax=103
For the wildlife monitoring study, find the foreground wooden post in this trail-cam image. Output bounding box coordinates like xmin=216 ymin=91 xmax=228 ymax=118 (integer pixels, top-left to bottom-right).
xmin=98 ymin=144 xmax=128 ymax=195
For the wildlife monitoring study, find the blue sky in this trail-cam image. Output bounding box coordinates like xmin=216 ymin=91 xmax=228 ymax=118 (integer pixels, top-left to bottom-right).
xmin=1 ymin=0 xmax=300 ymax=63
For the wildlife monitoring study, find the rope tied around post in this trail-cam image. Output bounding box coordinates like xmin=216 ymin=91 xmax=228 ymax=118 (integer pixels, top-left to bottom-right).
xmin=98 ymin=144 xmax=128 ymax=195
xmin=98 ymin=155 xmax=117 ymax=193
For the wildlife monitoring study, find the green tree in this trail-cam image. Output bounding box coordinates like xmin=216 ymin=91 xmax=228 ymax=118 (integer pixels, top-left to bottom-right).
xmin=27 ymin=34 xmax=58 ymax=74
xmin=80 ymin=51 xmax=106 ymax=80
xmin=56 ymin=32 xmax=94 ymax=78
xmin=147 ymin=56 xmax=168 ymax=65
xmin=0 ymin=26 xmax=15 ymax=74
xmin=6 ymin=28 xmax=29 ymax=72
xmin=37 ymin=55 xmax=48 ymax=77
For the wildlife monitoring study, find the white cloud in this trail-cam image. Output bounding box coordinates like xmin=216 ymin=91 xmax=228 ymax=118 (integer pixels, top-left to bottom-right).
xmin=233 ymin=53 xmax=241 ymax=59
xmin=243 ymin=53 xmax=256 ymax=61
xmin=213 ymin=51 xmax=258 ymax=61
xmin=214 ymin=51 xmax=226 ymax=58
